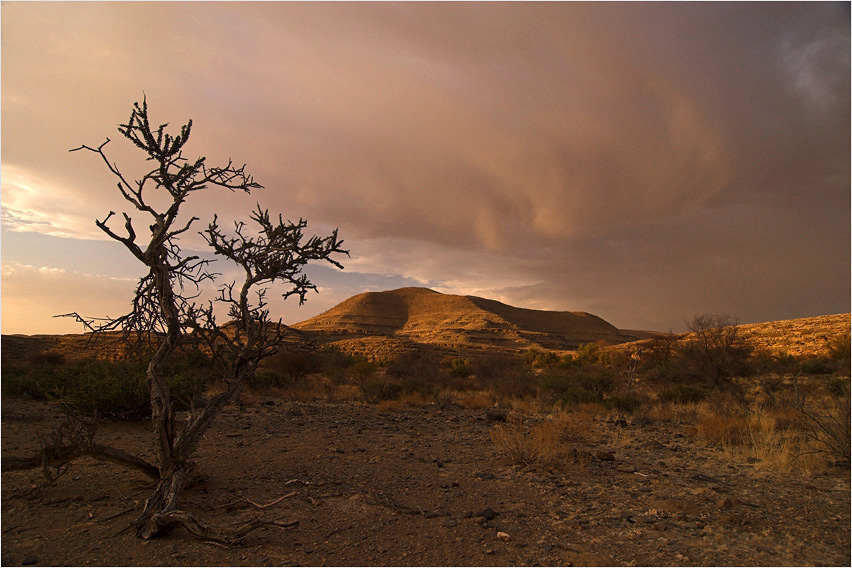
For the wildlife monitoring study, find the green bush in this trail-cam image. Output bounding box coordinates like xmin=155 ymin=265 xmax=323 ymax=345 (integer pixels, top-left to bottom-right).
xmin=249 ymin=368 xmax=294 ymax=390
xmin=63 ymin=360 xmax=150 ymax=420
xmin=450 ymin=357 xmax=474 ymax=378
xmin=348 ymin=357 xmax=379 ymax=383
xmin=539 ymin=365 xmax=616 ymax=407
xmin=1 ymin=360 xmax=150 ymax=420
xmin=1 ymin=354 xmax=218 ymax=420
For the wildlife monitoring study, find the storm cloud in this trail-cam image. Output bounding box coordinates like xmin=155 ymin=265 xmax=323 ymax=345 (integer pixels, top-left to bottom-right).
xmin=2 ymin=2 xmax=849 ymax=334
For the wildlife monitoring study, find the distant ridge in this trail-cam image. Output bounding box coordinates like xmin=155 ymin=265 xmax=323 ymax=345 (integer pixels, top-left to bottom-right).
xmin=293 ymin=287 xmax=652 ymax=353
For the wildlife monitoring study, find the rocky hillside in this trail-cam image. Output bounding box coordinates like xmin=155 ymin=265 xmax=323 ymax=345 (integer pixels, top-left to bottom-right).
xmin=293 ymin=287 xmax=651 ymax=355
xmin=736 ymin=313 xmax=850 ymax=357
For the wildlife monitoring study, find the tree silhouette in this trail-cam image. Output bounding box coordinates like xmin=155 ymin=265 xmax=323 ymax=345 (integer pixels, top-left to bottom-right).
xmin=3 ymin=97 xmax=347 ymax=542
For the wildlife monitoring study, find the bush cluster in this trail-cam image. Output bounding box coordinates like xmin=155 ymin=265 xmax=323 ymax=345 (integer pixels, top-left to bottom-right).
xmin=2 ymin=352 xmax=215 ymax=420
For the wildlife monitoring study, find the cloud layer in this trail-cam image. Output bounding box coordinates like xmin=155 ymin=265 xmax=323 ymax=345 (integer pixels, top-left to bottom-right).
xmin=2 ymin=2 xmax=849 ymax=334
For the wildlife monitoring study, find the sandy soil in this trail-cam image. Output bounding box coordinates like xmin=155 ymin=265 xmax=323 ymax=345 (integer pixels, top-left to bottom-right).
xmin=2 ymin=398 xmax=850 ymax=566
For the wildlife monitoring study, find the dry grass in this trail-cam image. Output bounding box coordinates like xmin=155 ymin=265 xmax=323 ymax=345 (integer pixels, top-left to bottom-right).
xmin=552 ymin=410 xmax=598 ymax=443
xmin=491 ymin=415 xmax=568 ymax=469
xmin=458 ymin=391 xmax=493 ymax=409
xmin=690 ymin=398 xmax=845 ymax=473
xmin=398 ymin=390 xmax=430 ymax=407
xmin=377 ymin=399 xmax=405 ymax=412
xmin=697 ymin=414 xmax=752 ymax=446
xmin=509 ymin=397 xmax=540 ymax=414
xmin=573 ymin=402 xmax=609 ymax=416
xmin=491 ymin=411 xmax=595 ymax=470
xmin=332 ymin=384 xmax=362 ymax=401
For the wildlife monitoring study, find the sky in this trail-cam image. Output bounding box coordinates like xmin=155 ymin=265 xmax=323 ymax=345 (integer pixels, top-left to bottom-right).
xmin=1 ymin=1 xmax=850 ymax=336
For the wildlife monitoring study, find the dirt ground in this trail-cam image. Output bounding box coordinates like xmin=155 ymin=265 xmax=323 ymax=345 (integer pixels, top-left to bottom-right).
xmin=2 ymin=398 xmax=850 ymax=567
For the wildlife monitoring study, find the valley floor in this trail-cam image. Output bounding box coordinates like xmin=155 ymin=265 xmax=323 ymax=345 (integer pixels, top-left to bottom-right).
xmin=2 ymin=398 xmax=850 ymax=566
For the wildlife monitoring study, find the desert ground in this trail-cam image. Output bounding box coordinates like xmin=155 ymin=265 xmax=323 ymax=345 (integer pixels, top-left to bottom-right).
xmin=2 ymin=302 xmax=850 ymax=566
xmin=2 ymin=394 xmax=849 ymax=567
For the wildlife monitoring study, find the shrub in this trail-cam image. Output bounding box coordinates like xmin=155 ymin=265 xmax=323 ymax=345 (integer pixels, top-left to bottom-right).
xmin=800 ymin=358 xmax=834 ymax=376
xmin=639 ymin=334 xmax=678 ymax=371
xmin=473 ymin=352 xmax=524 ymax=381
xmin=827 ymin=378 xmax=850 ymax=398
xmin=265 ymin=350 xmax=323 ymax=383
xmin=827 ymin=332 xmax=851 ymax=364
xmin=249 ymin=368 xmax=293 ymax=390
xmin=659 ymin=384 xmax=709 ymax=404
xmin=26 ymin=351 xmax=67 ymax=366
xmin=450 ymin=357 xmax=474 ymax=378
xmin=360 ymin=379 xmax=403 ymax=403
xmin=2 ymin=355 xmax=219 ymax=420
xmin=493 ymin=367 xmax=537 ymax=400
xmin=399 ymin=378 xmax=437 ymax=399
xmin=684 ymin=314 xmax=753 ymax=385
xmin=608 ymin=394 xmax=642 ymax=413
xmin=574 ymin=341 xmax=610 ymax=366
xmin=797 ymin=394 xmax=851 ymax=464
xmin=349 ymin=357 xmax=379 ymax=383
xmin=386 ymin=349 xmax=457 ymax=391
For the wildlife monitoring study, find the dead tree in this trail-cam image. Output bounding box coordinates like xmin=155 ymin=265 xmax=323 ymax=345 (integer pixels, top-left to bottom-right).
xmin=2 ymin=98 xmax=347 ymax=542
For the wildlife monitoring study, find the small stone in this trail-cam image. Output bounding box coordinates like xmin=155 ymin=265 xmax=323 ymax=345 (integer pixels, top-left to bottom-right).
xmin=595 ymin=450 xmax=615 ymax=461
xmin=462 ymin=510 xmax=473 ymax=519
xmin=22 ymin=556 xmax=37 ymax=566
xmin=691 ymin=473 xmax=719 ymax=483
xmin=474 ymin=507 xmax=496 ymax=520
xmin=486 ymin=408 xmax=508 ymax=422
xmin=542 ymin=543 xmax=554 ymax=552
xmin=497 ymin=531 xmax=510 ymax=541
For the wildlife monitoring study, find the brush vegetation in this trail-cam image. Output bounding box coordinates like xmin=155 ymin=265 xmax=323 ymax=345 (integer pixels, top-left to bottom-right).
xmin=4 ymin=315 xmax=849 ymax=474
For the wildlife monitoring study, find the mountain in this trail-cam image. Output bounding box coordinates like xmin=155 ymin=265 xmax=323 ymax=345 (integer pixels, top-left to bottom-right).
xmin=293 ymin=287 xmax=653 ymax=354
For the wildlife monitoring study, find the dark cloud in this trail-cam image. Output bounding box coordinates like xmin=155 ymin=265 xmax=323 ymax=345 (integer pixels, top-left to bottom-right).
xmin=1 ymin=2 xmax=848 ymax=333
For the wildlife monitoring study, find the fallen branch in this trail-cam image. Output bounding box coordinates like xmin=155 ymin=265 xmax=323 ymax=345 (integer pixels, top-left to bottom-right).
xmin=100 ymin=506 xmax=138 ymax=522
xmin=2 ymin=444 xmax=159 ymax=481
xmin=210 ymin=492 xmax=298 ymax=511
xmin=140 ymin=510 xmax=299 ymax=544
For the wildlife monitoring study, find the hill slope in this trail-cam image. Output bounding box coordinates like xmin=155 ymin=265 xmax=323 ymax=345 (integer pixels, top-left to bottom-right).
xmin=293 ymin=287 xmax=649 ymax=353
